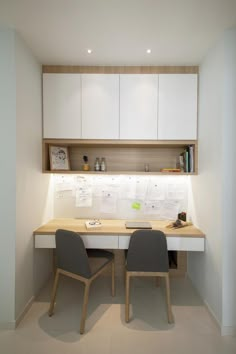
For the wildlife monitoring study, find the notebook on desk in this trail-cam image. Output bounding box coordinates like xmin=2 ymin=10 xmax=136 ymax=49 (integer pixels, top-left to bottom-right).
xmin=125 ymin=221 xmax=152 ymax=229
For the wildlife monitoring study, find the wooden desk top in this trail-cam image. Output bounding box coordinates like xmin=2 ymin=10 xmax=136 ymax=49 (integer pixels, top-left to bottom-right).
xmin=34 ymin=218 xmax=205 ymax=238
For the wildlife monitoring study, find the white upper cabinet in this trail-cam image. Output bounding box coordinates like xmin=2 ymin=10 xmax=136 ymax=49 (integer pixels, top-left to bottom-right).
xmin=158 ymin=74 xmax=198 ymax=140
xmin=120 ymin=74 xmax=158 ymax=140
xmin=43 ymin=73 xmax=82 ymax=139
xmin=81 ymin=74 xmax=119 ymax=139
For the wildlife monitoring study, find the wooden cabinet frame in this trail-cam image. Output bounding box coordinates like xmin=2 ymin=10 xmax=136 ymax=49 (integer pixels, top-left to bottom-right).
xmin=43 ymin=139 xmax=198 ymax=175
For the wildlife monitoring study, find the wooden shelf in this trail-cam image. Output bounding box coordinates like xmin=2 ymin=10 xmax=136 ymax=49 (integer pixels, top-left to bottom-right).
xmin=43 ymin=139 xmax=198 ymax=175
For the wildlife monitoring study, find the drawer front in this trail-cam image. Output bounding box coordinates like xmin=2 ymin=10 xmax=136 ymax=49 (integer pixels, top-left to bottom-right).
xmin=118 ymin=236 xmax=130 ymax=249
xmin=81 ymin=235 xmax=118 ymax=249
xmin=35 ymin=234 xmax=119 ymax=249
xmin=118 ymin=235 xmax=204 ymax=251
xmin=35 ymin=234 xmax=56 ymax=248
xmin=167 ymin=237 xmax=204 ymax=251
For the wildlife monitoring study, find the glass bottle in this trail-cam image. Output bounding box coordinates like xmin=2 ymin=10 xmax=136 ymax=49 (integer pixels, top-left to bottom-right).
xmin=100 ymin=157 xmax=106 ymax=172
xmin=94 ymin=157 xmax=100 ymax=171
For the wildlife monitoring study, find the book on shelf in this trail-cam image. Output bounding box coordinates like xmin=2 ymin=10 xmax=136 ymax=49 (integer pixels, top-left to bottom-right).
xmin=179 ymin=145 xmax=194 ymax=173
xmin=160 ymin=168 xmax=181 ymax=173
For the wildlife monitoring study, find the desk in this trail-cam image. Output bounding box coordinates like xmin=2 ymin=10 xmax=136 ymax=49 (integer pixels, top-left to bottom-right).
xmin=34 ymin=218 xmax=205 ymax=251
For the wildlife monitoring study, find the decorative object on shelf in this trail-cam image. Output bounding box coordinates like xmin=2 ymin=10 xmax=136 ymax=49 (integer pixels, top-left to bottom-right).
xmin=94 ymin=157 xmax=101 ymax=171
xmin=82 ymin=155 xmax=90 ymax=171
xmin=144 ymin=163 xmax=149 ymax=172
xmin=49 ymin=145 xmax=70 ymax=171
xmin=100 ymin=157 xmax=107 ymax=172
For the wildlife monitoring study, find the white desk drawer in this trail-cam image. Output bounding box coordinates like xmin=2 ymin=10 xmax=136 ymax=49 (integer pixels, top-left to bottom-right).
xmin=35 ymin=234 xmax=119 ymax=249
xmin=81 ymin=235 xmax=118 ymax=249
xmin=118 ymin=235 xmax=204 ymax=251
xmin=167 ymin=237 xmax=204 ymax=251
xmin=35 ymin=234 xmax=56 ymax=248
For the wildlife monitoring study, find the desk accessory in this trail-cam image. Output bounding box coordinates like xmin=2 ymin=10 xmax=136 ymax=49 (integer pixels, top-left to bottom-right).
xmin=125 ymin=221 xmax=152 ymax=229
xmin=166 ymin=219 xmax=192 ymax=229
xmin=85 ymin=220 xmax=102 ymax=229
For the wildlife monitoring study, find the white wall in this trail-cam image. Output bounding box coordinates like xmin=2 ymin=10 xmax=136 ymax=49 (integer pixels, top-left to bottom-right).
xmin=15 ymin=33 xmax=53 ymax=322
xmin=189 ymin=29 xmax=236 ymax=334
xmin=0 ymin=29 xmax=16 ymax=329
xmin=0 ymin=28 xmax=53 ymax=328
xmin=221 ymin=29 xmax=236 ymax=335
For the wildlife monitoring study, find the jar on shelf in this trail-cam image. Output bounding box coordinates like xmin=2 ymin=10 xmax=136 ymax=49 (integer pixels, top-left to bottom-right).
xmin=100 ymin=157 xmax=106 ymax=172
xmin=94 ymin=157 xmax=100 ymax=171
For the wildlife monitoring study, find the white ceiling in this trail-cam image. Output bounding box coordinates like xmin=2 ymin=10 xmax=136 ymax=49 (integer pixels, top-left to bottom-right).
xmin=1 ymin=0 xmax=236 ymax=65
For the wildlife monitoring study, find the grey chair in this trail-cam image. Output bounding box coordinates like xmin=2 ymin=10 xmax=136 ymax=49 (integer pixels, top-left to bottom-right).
xmin=48 ymin=229 xmax=115 ymax=334
xmin=125 ymin=230 xmax=174 ymax=324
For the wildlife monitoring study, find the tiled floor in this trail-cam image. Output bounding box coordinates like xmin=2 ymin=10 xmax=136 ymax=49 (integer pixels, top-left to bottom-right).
xmin=0 ymin=276 xmax=235 ymax=354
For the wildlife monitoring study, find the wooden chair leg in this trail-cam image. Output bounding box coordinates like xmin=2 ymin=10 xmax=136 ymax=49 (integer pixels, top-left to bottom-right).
xmin=165 ymin=275 xmax=174 ymax=324
xmin=80 ymin=281 xmax=90 ymax=334
xmin=48 ymin=269 xmax=60 ymax=316
xmin=125 ymin=272 xmax=130 ymax=323
xmin=111 ymin=259 xmax=115 ymax=297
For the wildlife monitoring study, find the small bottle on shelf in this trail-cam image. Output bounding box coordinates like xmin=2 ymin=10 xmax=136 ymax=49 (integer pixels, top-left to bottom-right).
xmin=94 ymin=157 xmax=100 ymax=171
xmin=100 ymin=157 xmax=106 ymax=172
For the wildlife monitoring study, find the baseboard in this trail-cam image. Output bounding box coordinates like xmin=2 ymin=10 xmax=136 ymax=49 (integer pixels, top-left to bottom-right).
xmin=203 ymin=299 xmax=221 ymax=330
xmin=15 ymin=296 xmax=35 ymax=328
xmin=221 ymin=325 xmax=236 ymax=336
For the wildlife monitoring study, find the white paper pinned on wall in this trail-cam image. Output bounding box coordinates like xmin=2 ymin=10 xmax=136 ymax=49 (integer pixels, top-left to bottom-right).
xmin=54 ymin=175 xmax=74 ymax=192
xmin=167 ymin=182 xmax=186 ymax=200
xmin=144 ymin=200 xmax=162 ymax=215
xmin=75 ymin=176 xmax=93 ymax=207
xmin=160 ymin=201 xmax=180 ymax=220
xmin=120 ymin=176 xmax=136 ymax=199
xmin=146 ymin=180 xmax=165 ymax=200
xmin=135 ymin=177 xmax=148 ymax=200
xmin=100 ymin=190 xmax=117 ymax=214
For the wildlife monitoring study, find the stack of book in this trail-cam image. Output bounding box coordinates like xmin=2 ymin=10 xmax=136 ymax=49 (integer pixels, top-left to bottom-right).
xmin=178 ymin=145 xmax=194 ymax=173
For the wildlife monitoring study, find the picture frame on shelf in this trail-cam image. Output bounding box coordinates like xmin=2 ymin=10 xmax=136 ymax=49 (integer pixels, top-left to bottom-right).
xmin=49 ymin=145 xmax=70 ymax=171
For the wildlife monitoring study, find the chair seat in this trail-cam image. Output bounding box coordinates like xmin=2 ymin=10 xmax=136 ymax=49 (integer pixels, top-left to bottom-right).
xmin=87 ymin=249 xmax=114 ymax=277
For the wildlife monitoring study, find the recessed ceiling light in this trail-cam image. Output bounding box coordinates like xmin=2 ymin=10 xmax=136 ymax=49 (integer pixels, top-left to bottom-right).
xmin=146 ymin=49 xmax=151 ymax=54
xmin=87 ymin=49 xmax=92 ymax=54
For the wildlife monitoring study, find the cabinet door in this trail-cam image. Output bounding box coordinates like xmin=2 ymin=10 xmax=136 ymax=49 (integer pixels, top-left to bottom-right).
xmin=120 ymin=74 xmax=158 ymax=140
xmin=81 ymin=74 xmax=119 ymax=139
xmin=43 ymin=73 xmax=81 ymax=139
xmin=158 ymin=74 xmax=198 ymax=140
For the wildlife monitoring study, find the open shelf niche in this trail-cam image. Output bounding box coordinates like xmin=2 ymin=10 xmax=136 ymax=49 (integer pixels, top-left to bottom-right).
xmin=43 ymin=139 xmax=198 ymax=175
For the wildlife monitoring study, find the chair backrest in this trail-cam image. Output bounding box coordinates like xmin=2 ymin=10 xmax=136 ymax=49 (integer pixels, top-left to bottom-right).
xmin=126 ymin=230 xmax=169 ymax=272
xmin=55 ymin=229 xmax=91 ymax=278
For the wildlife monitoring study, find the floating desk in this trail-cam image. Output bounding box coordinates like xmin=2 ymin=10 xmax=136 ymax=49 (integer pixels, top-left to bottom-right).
xmin=34 ymin=218 xmax=205 ymax=251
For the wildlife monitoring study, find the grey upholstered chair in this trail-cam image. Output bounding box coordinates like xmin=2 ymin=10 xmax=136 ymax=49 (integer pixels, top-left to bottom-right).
xmin=48 ymin=229 xmax=115 ymax=334
xmin=125 ymin=230 xmax=174 ymax=324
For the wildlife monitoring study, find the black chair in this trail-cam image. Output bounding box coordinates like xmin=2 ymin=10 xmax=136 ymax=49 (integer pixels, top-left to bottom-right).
xmin=125 ymin=230 xmax=174 ymax=324
xmin=48 ymin=229 xmax=115 ymax=334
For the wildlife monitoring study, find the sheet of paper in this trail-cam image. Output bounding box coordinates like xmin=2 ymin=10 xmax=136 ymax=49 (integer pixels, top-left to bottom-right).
xmin=135 ymin=177 xmax=148 ymax=200
xmin=54 ymin=175 xmax=74 ymax=192
xmin=120 ymin=176 xmax=136 ymax=199
xmin=160 ymin=201 xmax=180 ymax=220
xmin=100 ymin=190 xmax=117 ymax=214
xmin=75 ymin=176 xmax=93 ymax=207
xmin=167 ymin=182 xmax=186 ymax=200
xmin=146 ymin=180 xmax=165 ymax=200
xmin=144 ymin=200 xmax=162 ymax=215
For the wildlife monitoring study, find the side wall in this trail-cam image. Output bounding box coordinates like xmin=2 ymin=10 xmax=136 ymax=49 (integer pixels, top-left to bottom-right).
xmin=221 ymin=29 xmax=236 ymax=335
xmin=188 ymin=37 xmax=224 ymax=325
xmin=0 ymin=29 xmax=16 ymax=329
xmin=15 ymin=33 xmax=53 ymax=323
